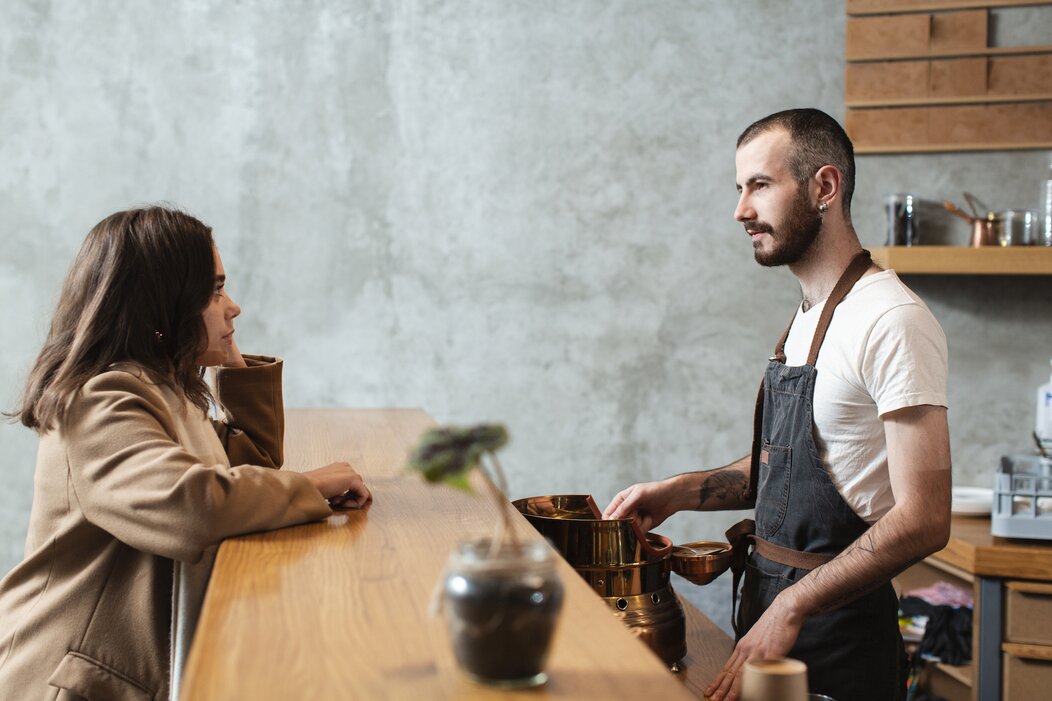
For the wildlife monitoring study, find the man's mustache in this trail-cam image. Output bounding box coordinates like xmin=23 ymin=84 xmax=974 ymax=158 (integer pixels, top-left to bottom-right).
xmin=743 ymin=220 xmax=773 ymax=234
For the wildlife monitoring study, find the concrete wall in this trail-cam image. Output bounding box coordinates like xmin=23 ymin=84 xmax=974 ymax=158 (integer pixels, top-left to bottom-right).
xmin=2 ymin=0 xmax=1051 ymax=632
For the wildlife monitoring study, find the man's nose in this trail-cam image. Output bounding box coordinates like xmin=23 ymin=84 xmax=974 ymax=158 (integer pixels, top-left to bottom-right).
xmin=734 ymin=193 xmax=753 ymax=223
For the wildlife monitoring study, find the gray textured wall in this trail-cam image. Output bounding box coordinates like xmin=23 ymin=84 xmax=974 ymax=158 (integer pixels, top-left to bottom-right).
xmin=2 ymin=1 xmax=1051 ymax=632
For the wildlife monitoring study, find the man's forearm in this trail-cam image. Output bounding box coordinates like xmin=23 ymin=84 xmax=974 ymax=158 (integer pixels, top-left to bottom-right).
xmin=780 ymin=474 xmax=951 ymax=616
xmin=678 ymin=455 xmax=755 ymax=511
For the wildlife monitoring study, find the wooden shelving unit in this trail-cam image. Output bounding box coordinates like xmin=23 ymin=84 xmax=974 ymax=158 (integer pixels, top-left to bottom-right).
xmin=849 ymin=0 xmax=1052 ymax=15
xmin=844 ymin=1 xmax=1052 ymax=153
xmin=871 ymin=245 xmax=1052 ymax=274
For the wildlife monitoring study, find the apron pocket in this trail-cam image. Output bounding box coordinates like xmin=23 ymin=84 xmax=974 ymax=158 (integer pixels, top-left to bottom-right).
xmin=48 ymin=651 xmax=153 ymax=701
xmin=756 ymin=442 xmax=792 ymax=538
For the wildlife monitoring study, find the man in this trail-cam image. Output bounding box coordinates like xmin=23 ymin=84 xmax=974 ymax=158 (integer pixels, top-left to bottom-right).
xmin=603 ymin=108 xmax=951 ymax=701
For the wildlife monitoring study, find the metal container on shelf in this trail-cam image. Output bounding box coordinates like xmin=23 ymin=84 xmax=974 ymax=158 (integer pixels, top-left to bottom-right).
xmin=512 ymin=494 xmax=732 ymax=667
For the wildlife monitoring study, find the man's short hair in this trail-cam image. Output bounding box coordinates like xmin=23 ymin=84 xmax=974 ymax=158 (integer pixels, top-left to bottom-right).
xmin=737 ymin=108 xmax=855 ymax=217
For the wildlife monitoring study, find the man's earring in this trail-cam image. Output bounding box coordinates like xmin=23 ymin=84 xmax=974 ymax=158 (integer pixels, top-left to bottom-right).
xmin=818 ymin=202 xmax=829 ymax=214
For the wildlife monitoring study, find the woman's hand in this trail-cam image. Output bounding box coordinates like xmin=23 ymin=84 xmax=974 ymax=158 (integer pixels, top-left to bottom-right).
xmin=304 ymin=461 xmax=372 ymax=509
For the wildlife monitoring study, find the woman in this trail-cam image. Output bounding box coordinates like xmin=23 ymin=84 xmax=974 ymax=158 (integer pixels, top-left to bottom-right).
xmin=0 ymin=205 xmax=371 ymax=700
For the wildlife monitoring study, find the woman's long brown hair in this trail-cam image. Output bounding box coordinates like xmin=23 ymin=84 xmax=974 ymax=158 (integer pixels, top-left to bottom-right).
xmin=12 ymin=205 xmax=216 ymax=432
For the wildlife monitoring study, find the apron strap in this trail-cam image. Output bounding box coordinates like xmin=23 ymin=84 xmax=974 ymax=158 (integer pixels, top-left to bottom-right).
xmin=726 ymin=518 xmax=755 ymax=637
xmin=750 ymin=250 xmax=873 ymax=501
xmin=806 ymin=249 xmax=872 ymax=366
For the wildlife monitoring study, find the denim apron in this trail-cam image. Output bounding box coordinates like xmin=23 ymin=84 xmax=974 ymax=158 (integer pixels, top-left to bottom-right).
xmin=729 ymin=250 xmax=907 ymax=701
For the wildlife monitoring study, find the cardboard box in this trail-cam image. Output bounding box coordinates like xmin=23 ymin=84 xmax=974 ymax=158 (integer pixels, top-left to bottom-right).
xmin=1005 ymin=581 xmax=1052 ymax=647
xmin=1004 ymin=652 xmax=1052 ymax=701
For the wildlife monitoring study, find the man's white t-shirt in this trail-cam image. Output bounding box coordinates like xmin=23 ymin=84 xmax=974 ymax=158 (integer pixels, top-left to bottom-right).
xmin=781 ymin=269 xmax=948 ymax=524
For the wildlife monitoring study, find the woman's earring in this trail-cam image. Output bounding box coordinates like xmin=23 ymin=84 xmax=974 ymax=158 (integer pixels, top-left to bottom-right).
xmin=154 ymin=330 xmax=164 ymax=343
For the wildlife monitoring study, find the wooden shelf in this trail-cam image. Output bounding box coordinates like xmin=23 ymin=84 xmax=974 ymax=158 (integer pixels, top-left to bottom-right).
xmin=935 ymin=661 xmax=974 ymax=686
xmin=845 ymin=1 xmax=1052 ymax=152
xmin=857 ymin=141 xmax=1052 ymax=153
xmin=847 ymin=92 xmax=1052 ymax=108
xmin=849 ymin=0 xmax=1052 ymax=15
xmin=849 ymin=44 xmax=1052 ymax=62
xmin=871 ymin=245 xmax=1052 ymax=274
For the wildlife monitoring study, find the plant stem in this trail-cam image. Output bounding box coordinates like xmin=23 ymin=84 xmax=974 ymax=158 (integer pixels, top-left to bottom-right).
xmin=484 ymin=452 xmax=520 ymax=557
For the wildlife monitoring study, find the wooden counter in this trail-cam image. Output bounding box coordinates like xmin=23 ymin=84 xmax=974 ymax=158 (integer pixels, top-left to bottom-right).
xmin=934 ymin=515 xmax=1052 ymax=581
xmin=180 ymin=408 xmax=731 ymax=700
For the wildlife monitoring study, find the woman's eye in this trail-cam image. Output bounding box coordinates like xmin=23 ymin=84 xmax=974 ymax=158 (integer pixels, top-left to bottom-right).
xmin=214 ymin=285 xmax=225 ymax=297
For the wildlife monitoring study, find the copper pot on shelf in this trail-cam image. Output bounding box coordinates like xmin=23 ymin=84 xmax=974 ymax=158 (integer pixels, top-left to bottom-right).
xmin=512 ymin=494 xmax=732 ymax=668
xmin=944 ymin=192 xmax=1003 ymax=247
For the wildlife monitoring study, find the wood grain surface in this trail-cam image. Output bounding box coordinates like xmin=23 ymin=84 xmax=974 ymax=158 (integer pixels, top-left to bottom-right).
xmin=180 ymin=408 xmax=720 ymax=700
xmin=933 ymin=516 xmax=1052 ymax=580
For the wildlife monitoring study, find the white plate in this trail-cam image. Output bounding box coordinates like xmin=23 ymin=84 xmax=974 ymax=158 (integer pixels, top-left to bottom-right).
xmin=952 ymin=486 xmax=993 ymax=516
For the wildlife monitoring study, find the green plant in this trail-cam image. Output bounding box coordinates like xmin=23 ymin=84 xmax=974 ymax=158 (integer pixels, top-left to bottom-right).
xmin=408 ymin=423 xmax=519 ymax=556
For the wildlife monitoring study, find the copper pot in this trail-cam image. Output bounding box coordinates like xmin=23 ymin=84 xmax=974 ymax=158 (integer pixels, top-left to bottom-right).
xmin=512 ymin=494 xmax=733 ymax=667
xmin=943 ymin=199 xmax=1002 ymax=247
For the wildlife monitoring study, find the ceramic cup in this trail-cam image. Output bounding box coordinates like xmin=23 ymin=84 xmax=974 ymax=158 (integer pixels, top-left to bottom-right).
xmin=740 ymin=657 xmax=808 ymax=701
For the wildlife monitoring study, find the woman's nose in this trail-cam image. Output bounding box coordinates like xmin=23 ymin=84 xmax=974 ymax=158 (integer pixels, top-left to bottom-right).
xmin=227 ymin=297 xmax=241 ymax=319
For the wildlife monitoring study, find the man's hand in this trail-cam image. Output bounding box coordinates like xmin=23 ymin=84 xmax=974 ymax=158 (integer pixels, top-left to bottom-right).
xmin=602 ymin=478 xmax=682 ymax=532
xmin=705 ymin=593 xmax=805 ymax=701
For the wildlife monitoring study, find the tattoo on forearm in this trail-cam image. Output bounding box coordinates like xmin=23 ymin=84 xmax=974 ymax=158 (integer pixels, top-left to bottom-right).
xmin=699 ymin=471 xmax=749 ymax=508
xmin=808 ymin=530 xmax=932 ymax=614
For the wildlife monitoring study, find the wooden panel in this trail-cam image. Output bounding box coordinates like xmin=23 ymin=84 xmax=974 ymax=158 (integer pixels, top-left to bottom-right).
xmin=930 ymin=57 xmax=987 ymax=96
xmin=931 ymin=102 xmax=1052 ymax=143
xmin=849 ymin=102 xmax=1052 ymax=149
xmin=1006 ymin=581 xmax=1052 ymax=596
xmin=846 ymin=60 xmax=930 ymax=101
xmin=930 ymin=10 xmax=988 ymax=52
xmin=989 ymin=54 xmax=1052 ymax=95
xmin=845 ymin=106 xmax=929 ymax=146
xmin=1003 ymin=642 xmax=1052 ymax=661
xmin=847 ymin=14 xmax=931 ymax=60
xmin=180 ymin=409 xmax=704 ymax=701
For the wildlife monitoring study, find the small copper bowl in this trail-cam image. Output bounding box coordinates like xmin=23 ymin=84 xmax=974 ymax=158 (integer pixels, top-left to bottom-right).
xmin=669 ymin=541 xmax=733 ymax=586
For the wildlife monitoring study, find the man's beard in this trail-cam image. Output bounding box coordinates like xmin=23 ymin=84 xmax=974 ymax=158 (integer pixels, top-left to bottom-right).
xmin=749 ymin=188 xmax=823 ymax=267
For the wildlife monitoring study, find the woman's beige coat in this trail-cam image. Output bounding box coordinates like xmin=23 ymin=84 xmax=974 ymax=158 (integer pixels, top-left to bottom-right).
xmin=0 ymin=356 xmax=332 ymax=700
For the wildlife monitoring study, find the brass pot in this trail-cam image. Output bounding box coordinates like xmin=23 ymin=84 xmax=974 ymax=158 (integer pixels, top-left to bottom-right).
xmin=513 ymin=494 xmax=671 ymax=568
xmin=512 ymin=494 xmax=733 ymax=667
